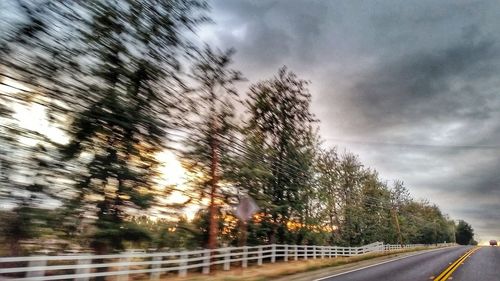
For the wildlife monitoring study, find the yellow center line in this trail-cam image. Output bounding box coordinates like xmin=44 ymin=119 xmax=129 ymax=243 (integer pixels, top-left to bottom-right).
xmin=433 ymin=247 xmax=480 ymax=281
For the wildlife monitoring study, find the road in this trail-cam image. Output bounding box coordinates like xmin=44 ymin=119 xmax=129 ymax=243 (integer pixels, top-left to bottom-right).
xmin=316 ymin=246 xmax=500 ymax=281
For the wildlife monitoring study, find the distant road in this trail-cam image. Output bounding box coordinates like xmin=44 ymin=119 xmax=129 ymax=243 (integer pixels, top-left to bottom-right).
xmin=316 ymin=245 xmax=489 ymax=281
xmin=450 ymin=246 xmax=500 ymax=280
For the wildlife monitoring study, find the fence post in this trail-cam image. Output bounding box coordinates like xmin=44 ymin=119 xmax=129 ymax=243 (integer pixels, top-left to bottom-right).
xmin=75 ymin=255 xmax=91 ymax=281
xmin=202 ymin=250 xmax=210 ymax=274
xmin=258 ymin=246 xmax=263 ymax=266
xmin=27 ymin=256 xmax=47 ymax=279
xmin=117 ymin=256 xmax=131 ymax=281
xmin=321 ymin=246 xmax=325 ymax=259
xmin=271 ymin=244 xmax=276 ymax=263
xmin=284 ymin=245 xmax=288 ymax=262
xmin=223 ymin=248 xmax=230 ymax=271
xmin=242 ymin=246 xmax=248 ymax=268
xmin=178 ymin=252 xmax=188 ymax=277
xmin=150 ymin=256 xmax=162 ymax=280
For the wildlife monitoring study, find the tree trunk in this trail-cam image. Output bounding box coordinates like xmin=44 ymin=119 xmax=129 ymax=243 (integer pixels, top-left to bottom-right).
xmin=391 ymin=208 xmax=404 ymax=247
xmin=92 ymin=242 xmax=109 ymax=281
xmin=238 ymin=220 xmax=248 ymax=247
xmin=208 ymin=116 xmax=219 ymax=271
xmin=8 ymin=237 xmax=21 ymax=257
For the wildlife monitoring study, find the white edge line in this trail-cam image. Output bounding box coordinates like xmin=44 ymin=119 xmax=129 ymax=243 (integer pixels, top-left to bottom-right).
xmin=313 ymin=246 xmax=459 ymax=281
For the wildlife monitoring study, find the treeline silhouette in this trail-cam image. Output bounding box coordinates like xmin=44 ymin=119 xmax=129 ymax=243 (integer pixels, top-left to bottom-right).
xmin=0 ymin=0 xmax=474 ymax=256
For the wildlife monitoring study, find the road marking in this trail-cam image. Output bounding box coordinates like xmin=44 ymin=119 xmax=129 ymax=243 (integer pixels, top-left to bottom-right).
xmin=433 ymin=247 xmax=480 ymax=281
xmin=434 ymin=247 xmax=479 ymax=281
xmin=432 ymin=248 xmax=474 ymax=281
xmin=313 ymin=247 xmax=457 ymax=281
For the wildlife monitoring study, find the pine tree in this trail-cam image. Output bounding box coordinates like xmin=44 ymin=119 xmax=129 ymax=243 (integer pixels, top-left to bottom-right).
xmin=0 ymin=92 xmax=67 ymax=255
xmin=183 ymin=46 xmax=243 ymax=250
xmin=1 ymin=0 xmax=209 ymax=253
xmin=244 ymin=67 xmax=316 ymax=244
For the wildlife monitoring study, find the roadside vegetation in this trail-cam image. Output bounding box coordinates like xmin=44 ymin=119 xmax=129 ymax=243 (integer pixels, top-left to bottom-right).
xmin=0 ymin=0 xmax=474 ymax=257
xmin=154 ymin=246 xmax=444 ymax=281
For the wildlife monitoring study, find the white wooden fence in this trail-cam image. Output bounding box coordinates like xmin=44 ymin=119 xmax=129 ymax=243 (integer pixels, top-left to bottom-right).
xmin=0 ymin=242 xmax=455 ymax=280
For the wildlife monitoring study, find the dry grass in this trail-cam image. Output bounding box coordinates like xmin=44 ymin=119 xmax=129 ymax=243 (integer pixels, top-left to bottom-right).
xmin=156 ymin=247 xmax=431 ymax=281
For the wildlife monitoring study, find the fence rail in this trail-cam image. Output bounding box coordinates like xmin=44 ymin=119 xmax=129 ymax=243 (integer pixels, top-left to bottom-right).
xmin=0 ymin=242 xmax=455 ymax=280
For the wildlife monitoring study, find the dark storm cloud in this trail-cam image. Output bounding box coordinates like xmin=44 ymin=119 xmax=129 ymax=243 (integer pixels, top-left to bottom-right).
xmin=456 ymin=202 xmax=500 ymax=237
xmin=345 ymin=37 xmax=499 ymax=133
xmin=208 ymin=0 xmax=500 ymax=240
xmin=207 ymin=0 xmax=333 ymax=76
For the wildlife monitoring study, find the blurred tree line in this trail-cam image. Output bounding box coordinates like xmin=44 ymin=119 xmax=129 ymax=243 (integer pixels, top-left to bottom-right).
xmin=0 ymin=0 xmax=473 ymax=256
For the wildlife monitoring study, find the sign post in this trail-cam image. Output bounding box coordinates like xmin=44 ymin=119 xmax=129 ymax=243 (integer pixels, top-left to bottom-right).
xmin=235 ymin=196 xmax=259 ymax=247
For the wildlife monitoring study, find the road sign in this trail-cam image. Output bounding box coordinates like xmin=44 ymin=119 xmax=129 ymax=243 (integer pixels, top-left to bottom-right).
xmin=235 ymin=196 xmax=259 ymax=221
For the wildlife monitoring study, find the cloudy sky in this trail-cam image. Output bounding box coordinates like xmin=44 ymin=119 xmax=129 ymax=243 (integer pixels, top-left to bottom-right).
xmin=201 ymin=0 xmax=500 ymax=241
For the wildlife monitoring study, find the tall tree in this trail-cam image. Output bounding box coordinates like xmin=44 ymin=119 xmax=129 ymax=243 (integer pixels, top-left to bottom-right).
xmin=314 ymin=148 xmax=342 ymax=244
xmin=0 ymin=90 xmax=68 ymax=255
xmin=455 ymin=220 xmax=474 ymax=245
xmin=357 ymin=171 xmax=392 ymax=245
xmin=244 ymin=66 xmax=316 ymax=244
xmin=1 ymin=0 xmax=209 ymax=253
xmin=336 ymin=152 xmax=364 ymax=246
xmin=183 ymin=46 xmax=243 ymax=250
xmin=389 ymin=180 xmax=410 ymax=245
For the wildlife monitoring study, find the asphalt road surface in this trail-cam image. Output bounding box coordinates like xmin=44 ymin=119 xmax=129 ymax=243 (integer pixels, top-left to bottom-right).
xmin=316 ymin=245 xmax=500 ymax=281
xmin=451 ymin=246 xmax=500 ymax=280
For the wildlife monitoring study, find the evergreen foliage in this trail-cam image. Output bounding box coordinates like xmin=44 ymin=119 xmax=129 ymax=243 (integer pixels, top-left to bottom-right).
xmin=0 ymin=0 xmax=472 ymax=256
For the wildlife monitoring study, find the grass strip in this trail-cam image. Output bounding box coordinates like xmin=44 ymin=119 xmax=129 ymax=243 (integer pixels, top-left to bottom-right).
xmin=154 ymin=246 xmax=446 ymax=281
